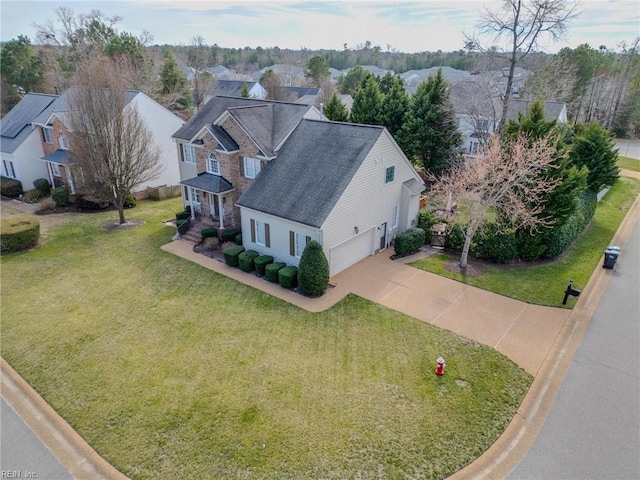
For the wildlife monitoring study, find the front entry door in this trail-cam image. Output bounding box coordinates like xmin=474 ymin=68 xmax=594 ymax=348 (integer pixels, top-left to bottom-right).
xmin=210 ymin=193 xmax=220 ymax=220
xmin=380 ymin=222 xmax=387 ymax=250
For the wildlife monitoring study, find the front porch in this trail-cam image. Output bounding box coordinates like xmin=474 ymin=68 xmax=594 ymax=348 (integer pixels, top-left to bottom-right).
xmin=181 ymin=173 xmax=236 ymax=232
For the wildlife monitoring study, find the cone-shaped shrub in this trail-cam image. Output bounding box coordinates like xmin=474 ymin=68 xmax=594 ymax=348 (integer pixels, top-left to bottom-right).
xmin=297 ymin=240 xmax=329 ymax=297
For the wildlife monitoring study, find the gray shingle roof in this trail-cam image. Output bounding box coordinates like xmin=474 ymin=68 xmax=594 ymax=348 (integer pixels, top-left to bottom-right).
xmin=282 ymin=86 xmax=320 ymax=100
xmin=237 ymin=119 xmax=384 ymax=228
xmin=506 ymin=99 xmax=566 ymax=123
xmin=181 ymin=173 xmax=233 ymax=194
xmin=206 ymin=80 xmax=258 ymax=98
xmin=172 ymin=96 xmax=314 ymax=155
xmin=210 ymin=124 xmax=238 ymax=151
xmin=1 ymin=93 xmax=58 ymax=154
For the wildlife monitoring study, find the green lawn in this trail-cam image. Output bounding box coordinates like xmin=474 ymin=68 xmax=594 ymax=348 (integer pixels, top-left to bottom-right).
xmin=411 ymin=177 xmax=640 ymax=307
xmin=0 ymin=198 xmax=531 ymax=480
xmin=618 ymin=155 xmax=640 ymax=172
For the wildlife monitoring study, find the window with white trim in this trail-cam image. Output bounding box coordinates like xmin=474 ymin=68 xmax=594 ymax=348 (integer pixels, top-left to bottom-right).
xmin=243 ymin=157 xmax=261 ymax=179
xmin=3 ymin=159 xmax=16 ymax=179
xmin=385 ymin=165 xmax=395 ymax=184
xmin=43 ymin=127 xmax=53 ymax=144
xmin=50 ymin=163 xmax=60 ymax=176
xmin=207 ymin=154 xmax=220 ymax=175
xmin=255 ymin=220 xmax=266 ymax=246
xmin=59 ymin=135 xmax=69 ymax=150
xmin=392 ymin=205 xmax=399 ymax=229
xmin=182 ymin=144 xmax=196 ymax=164
xmin=294 ymin=233 xmax=307 ymax=258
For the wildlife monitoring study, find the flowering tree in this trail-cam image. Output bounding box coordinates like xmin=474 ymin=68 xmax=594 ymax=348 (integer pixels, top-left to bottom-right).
xmin=431 ymin=134 xmax=561 ymax=268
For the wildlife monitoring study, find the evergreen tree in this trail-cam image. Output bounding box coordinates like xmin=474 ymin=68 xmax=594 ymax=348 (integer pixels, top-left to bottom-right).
xmin=160 ymin=51 xmax=187 ymax=94
xmin=379 ymin=75 xmax=408 ymax=139
xmin=240 ymin=82 xmax=250 ymax=98
xmin=0 ymin=35 xmax=43 ymax=93
xmin=569 ymin=121 xmax=619 ymax=192
xmin=297 ymin=240 xmax=330 ymax=297
xmin=349 ymin=76 xmax=383 ymax=125
xmin=401 ymin=69 xmax=462 ymax=176
xmin=323 ymin=92 xmax=349 ymax=122
xmin=304 ymin=55 xmax=329 ymax=87
xmin=338 ymin=65 xmax=374 ymax=95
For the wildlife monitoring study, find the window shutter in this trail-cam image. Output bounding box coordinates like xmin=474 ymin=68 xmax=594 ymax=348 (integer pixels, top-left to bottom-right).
xmin=239 ymin=157 xmax=245 ymax=176
xmin=289 ymin=231 xmax=295 ymax=256
xmin=265 ymin=223 xmax=270 ymax=247
xmin=305 ymin=236 xmax=311 ymax=245
xmin=251 ymin=219 xmax=256 ymax=243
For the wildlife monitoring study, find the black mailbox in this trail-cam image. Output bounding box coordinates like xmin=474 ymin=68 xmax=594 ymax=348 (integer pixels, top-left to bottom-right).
xmin=562 ymin=280 xmax=581 ymax=305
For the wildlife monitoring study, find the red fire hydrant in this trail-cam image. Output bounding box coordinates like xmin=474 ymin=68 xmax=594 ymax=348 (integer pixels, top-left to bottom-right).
xmin=435 ymin=356 xmax=446 ymax=376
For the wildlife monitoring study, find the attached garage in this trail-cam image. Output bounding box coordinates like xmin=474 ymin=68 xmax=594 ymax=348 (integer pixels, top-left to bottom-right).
xmin=328 ymin=227 xmax=376 ymax=276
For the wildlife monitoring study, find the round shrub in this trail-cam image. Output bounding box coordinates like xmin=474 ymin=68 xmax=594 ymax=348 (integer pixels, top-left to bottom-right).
xmin=33 ymin=178 xmax=51 ymax=197
xmin=177 ymin=218 xmax=190 ymax=235
xmin=201 ymin=227 xmax=218 ymax=239
xmin=223 ymin=245 xmax=245 ymax=267
xmin=278 ymin=266 xmax=299 ymax=289
xmin=123 ymin=193 xmax=136 ymax=209
xmin=1 ymin=216 xmax=40 ymax=253
xmin=22 ymin=189 xmax=44 ymax=203
xmin=445 ymin=224 xmax=466 ymax=252
xmin=393 ymin=228 xmax=426 ymax=257
xmin=235 ymin=233 xmax=243 ymax=245
xmin=238 ymin=250 xmax=259 ymax=272
xmin=1 ymin=176 xmax=23 ymax=198
xmin=254 ymin=255 xmax=274 ymax=276
xmin=176 ymin=211 xmax=190 ymax=221
xmin=298 ymin=240 xmax=329 ymax=297
xmin=221 ymin=228 xmax=238 ymax=243
xmin=472 ymin=223 xmax=517 ymax=264
xmin=51 ymin=186 xmax=69 ymax=207
xmin=265 ymin=262 xmax=285 ymax=282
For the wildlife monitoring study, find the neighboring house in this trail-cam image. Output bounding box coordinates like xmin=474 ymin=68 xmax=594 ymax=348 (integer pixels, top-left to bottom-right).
xmin=253 ymin=64 xmax=306 ymax=86
xmin=359 ymin=65 xmax=394 ymax=77
xmin=506 ymin=99 xmax=568 ymax=124
xmin=30 ymin=87 xmax=184 ymax=196
xmin=203 ymin=80 xmax=267 ymax=104
xmin=1 ymin=93 xmax=58 ymax=192
xmin=281 ymin=86 xmax=322 ymax=106
xmin=401 ymin=66 xmax=470 ymax=88
xmin=172 ymin=95 xmax=424 ymax=276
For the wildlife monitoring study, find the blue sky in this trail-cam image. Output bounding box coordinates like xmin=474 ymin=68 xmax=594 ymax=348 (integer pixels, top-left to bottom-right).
xmin=0 ymin=1 xmax=638 ymax=53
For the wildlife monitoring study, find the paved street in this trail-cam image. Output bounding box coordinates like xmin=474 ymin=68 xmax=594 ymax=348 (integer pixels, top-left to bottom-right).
xmin=0 ymin=398 xmax=73 ymax=480
xmin=615 ymin=138 xmax=640 ymax=160
xmin=507 ymin=219 xmax=640 ymax=479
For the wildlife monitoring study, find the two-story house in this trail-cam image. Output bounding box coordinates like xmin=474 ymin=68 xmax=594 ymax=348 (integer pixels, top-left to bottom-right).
xmin=30 ymin=87 xmax=184 ymax=197
xmin=173 ymin=96 xmax=424 ymax=276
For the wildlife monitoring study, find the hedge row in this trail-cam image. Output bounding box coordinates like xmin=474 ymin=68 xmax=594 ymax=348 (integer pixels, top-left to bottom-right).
xmin=222 ymin=245 xmax=299 ymax=289
xmin=1 ymin=216 xmax=40 ymax=253
xmin=1 ymin=176 xmax=23 ymax=198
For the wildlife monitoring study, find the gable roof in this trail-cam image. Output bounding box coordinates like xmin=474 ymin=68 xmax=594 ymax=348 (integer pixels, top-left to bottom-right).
xmin=237 ymin=119 xmax=384 ymax=228
xmin=506 ymin=99 xmax=567 ymax=123
xmin=1 ymin=93 xmax=58 ymax=154
xmin=172 ymin=96 xmax=316 ymax=155
xmin=32 ymin=87 xmax=138 ymax=126
xmin=282 ymin=86 xmax=320 ymax=100
xmin=206 ymin=80 xmax=259 ymax=98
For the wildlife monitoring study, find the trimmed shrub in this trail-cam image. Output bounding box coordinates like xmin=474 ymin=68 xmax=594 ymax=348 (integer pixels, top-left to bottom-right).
xmin=22 ymin=189 xmax=44 ymax=203
xmin=201 ymin=227 xmax=218 ymax=239
xmin=235 ymin=233 xmax=243 ymax=245
xmin=1 ymin=176 xmax=23 ymax=198
xmin=223 ymin=245 xmax=245 ymax=267
xmin=266 ymin=262 xmax=286 ymax=283
xmin=177 ymin=218 xmax=190 ymax=235
xmin=77 ymin=195 xmax=110 ymax=210
xmin=472 ymin=223 xmax=517 ymax=264
xmin=393 ymin=227 xmax=426 ymax=257
xmin=445 ymin=224 xmax=466 ymax=251
xmin=33 ymin=178 xmax=51 ymax=197
xmin=123 ymin=193 xmax=136 ymax=209
xmin=254 ymin=255 xmax=274 ymax=276
xmin=1 ymin=216 xmax=39 ymax=252
xmin=544 ymin=189 xmax=597 ymax=259
xmin=298 ymin=240 xmax=329 ymax=297
xmin=516 ymin=228 xmax=547 ymax=262
xmin=221 ymin=228 xmax=238 ymax=243
xmin=51 ymin=187 xmax=69 ymax=207
xmin=176 ymin=211 xmax=190 ymax=221
xmin=238 ymin=249 xmax=259 ymax=272
xmin=278 ymin=266 xmax=299 ymax=289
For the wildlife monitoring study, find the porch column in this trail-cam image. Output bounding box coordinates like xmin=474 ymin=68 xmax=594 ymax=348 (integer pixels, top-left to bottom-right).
xmin=46 ymin=162 xmax=55 ymax=189
xmin=218 ymin=194 xmax=224 ymax=229
xmin=189 ymin=189 xmax=195 ymax=219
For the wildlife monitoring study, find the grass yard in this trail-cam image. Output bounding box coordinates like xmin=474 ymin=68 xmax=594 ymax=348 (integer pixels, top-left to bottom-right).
xmin=0 ymin=198 xmax=532 ymax=480
xmin=618 ymin=155 xmax=640 ymax=172
xmin=411 ymin=177 xmax=640 ymax=307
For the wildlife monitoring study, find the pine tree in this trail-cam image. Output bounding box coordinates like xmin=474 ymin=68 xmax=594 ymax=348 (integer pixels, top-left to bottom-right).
xmin=569 ymin=121 xmax=619 ymax=192
xmin=379 ymin=75 xmax=409 ymax=139
xmin=323 ymin=92 xmax=348 ymax=122
xmin=401 ymin=69 xmax=462 ymax=176
xmin=160 ymin=51 xmax=187 ymax=94
xmin=240 ymin=83 xmax=250 ymax=98
xmin=350 ymin=76 xmax=383 ymax=125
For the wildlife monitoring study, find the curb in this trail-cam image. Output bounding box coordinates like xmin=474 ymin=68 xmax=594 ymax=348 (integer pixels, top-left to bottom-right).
xmin=448 ymin=191 xmax=640 ymax=479
xmin=1 ymin=358 xmax=130 ymax=480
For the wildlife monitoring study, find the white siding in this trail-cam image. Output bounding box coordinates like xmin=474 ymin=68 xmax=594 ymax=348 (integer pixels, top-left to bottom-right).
xmin=127 ymin=93 xmax=184 ymax=192
xmin=2 ymin=129 xmax=49 ymax=191
xmin=322 ymin=130 xmax=422 ymax=275
xmin=239 ymin=207 xmax=320 ymax=268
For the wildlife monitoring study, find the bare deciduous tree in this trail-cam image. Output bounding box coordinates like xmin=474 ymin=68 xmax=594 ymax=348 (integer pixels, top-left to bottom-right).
xmin=431 ymin=134 xmax=561 ymax=268
xmin=68 ymin=58 xmax=162 ymax=224
xmin=466 ymin=0 xmax=580 ymax=132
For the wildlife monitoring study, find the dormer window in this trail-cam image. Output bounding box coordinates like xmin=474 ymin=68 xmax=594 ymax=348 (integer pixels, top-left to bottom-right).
xmin=43 ymin=127 xmax=53 ymax=144
xmin=207 ymin=154 xmax=220 ymax=175
xmin=59 ymin=135 xmax=69 ymax=150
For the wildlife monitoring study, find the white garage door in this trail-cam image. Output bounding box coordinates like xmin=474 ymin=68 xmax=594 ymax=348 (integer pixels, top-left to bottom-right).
xmin=329 ymin=228 xmax=375 ymax=276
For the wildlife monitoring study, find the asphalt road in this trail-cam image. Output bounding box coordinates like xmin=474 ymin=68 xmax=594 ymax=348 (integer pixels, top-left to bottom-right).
xmin=615 ymin=139 xmax=640 ymax=160
xmin=507 ymin=219 xmax=640 ymax=480
xmin=0 ymin=397 xmax=73 ymax=480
